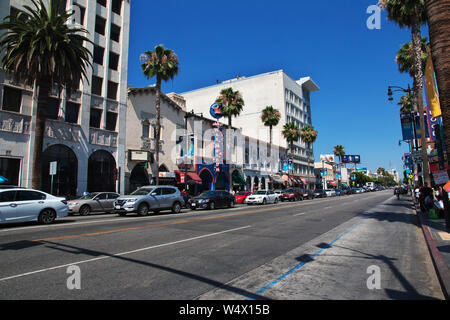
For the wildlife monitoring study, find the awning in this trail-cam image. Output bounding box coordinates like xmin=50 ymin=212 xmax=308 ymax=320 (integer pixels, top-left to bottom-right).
xmin=329 ymin=181 xmax=337 ymax=186
xmin=270 ymin=174 xmax=284 ymax=184
xmin=232 ymin=170 xmax=246 ymax=186
xmin=299 ymin=177 xmax=307 ymax=185
xmin=175 ymin=170 xmax=202 ymax=184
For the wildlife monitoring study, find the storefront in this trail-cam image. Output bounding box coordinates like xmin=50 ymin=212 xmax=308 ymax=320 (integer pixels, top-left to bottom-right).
xmin=196 ymin=163 xmax=230 ymax=192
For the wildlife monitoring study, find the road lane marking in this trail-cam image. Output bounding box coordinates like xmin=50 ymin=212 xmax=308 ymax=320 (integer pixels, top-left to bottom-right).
xmin=293 ymin=212 xmax=306 ymax=217
xmin=0 ymin=225 xmax=251 ymax=282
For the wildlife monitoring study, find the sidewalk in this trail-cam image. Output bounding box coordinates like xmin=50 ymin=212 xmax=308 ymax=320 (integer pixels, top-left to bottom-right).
xmin=413 ymin=197 xmax=450 ymax=300
xmin=197 ymin=195 xmax=445 ymax=300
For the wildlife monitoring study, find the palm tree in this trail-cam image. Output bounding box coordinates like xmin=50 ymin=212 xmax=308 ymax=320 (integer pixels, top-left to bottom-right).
xmin=333 ymin=145 xmax=345 ymax=164
xmin=398 ymin=92 xmax=414 ymax=114
xmin=396 ymin=38 xmax=428 ymax=78
xmin=141 ymin=44 xmax=179 ymax=185
xmin=425 ymin=0 xmax=450 ymax=170
xmin=282 ymin=122 xmax=300 ymax=157
xmin=261 ymin=106 xmax=281 ymax=147
xmin=215 ymin=87 xmax=244 ymax=128
xmin=300 ymin=125 xmax=318 ymax=157
xmin=0 ymin=0 xmax=92 ymax=190
xmin=380 ymin=0 xmax=431 ymax=187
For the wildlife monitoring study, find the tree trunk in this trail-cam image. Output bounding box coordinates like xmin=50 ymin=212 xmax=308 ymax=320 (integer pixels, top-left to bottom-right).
xmin=425 ymin=0 xmax=450 ymax=175
xmin=228 ymin=116 xmax=232 ymax=128
xmin=412 ymin=17 xmax=432 ymax=187
xmin=155 ymin=79 xmax=161 ymax=186
xmin=31 ymin=78 xmax=51 ymax=191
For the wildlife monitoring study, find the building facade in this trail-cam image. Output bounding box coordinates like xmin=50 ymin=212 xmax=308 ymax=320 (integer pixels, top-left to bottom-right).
xmin=179 ymin=70 xmax=319 ymax=189
xmin=0 ymin=0 xmax=130 ymax=197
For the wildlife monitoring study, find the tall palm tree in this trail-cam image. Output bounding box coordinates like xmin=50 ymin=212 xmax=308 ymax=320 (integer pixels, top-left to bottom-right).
xmin=0 ymin=0 xmax=92 ymax=190
xmin=425 ymin=0 xmax=450 ymax=170
xmin=141 ymin=44 xmax=179 ymax=185
xmin=380 ymin=0 xmax=431 ymax=187
xmin=396 ymin=38 xmax=429 ymax=80
xmin=215 ymin=87 xmax=244 ymax=128
xmin=300 ymin=125 xmax=318 ymax=157
xmin=260 ymin=106 xmax=281 ymax=147
xmin=282 ymin=122 xmax=300 ymax=157
xmin=398 ymin=92 xmax=415 ymax=114
xmin=333 ymin=145 xmax=345 ymax=164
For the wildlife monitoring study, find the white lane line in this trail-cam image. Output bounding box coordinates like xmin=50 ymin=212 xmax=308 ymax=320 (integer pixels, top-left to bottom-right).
xmin=293 ymin=212 xmax=306 ymax=217
xmin=0 ymin=225 xmax=251 ymax=282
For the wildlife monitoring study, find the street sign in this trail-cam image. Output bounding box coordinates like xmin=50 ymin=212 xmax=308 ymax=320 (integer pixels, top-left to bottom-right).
xmin=408 ymin=174 xmax=413 ymax=179
xmin=49 ymin=161 xmax=57 ymax=176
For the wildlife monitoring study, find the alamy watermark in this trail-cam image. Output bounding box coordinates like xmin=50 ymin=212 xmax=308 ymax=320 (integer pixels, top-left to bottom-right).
xmin=366 ymin=5 xmax=381 ymax=30
xmin=66 ymin=265 xmax=81 ymax=290
xmin=366 ymin=265 xmax=381 ymax=290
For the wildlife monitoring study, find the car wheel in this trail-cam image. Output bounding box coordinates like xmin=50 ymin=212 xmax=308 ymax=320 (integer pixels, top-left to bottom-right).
xmin=172 ymin=202 xmax=182 ymax=214
xmin=275 ymin=197 xmax=279 ymax=204
xmin=118 ymin=212 xmax=127 ymax=217
xmin=229 ymin=200 xmax=235 ymax=208
xmin=79 ymin=205 xmax=90 ymax=216
xmin=209 ymin=201 xmax=215 ymax=210
xmin=38 ymin=209 xmax=56 ymax=224
xmin=262 ymin=198 xmax=267 ymax=205
xmin=137 ymin=203 xmax=149 ymax=216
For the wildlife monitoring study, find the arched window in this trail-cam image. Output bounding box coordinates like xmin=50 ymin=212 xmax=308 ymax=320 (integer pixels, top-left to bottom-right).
xmin=41 ymin=144 xmax=78 ymax=197
xmin=88 ymin=150 xmax=116 ymax=192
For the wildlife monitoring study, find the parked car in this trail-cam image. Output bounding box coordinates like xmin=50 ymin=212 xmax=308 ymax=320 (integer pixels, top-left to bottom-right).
xmin=324 ymin=189 xmax=336 ymax=197
xmin=114 ymin=186 xmax=184 ymax=216
xmin=234 ymin=191 xmax=252 ymax=204
xmin=298 ymin=188 xmax=314 ymax=200
xmin=280 ymin=188 xmax=303 ymax=202
xmin=0 ymin=188 xmax=68 ymax=225
xmin=68 ymin=192 xmax=120 ymax=215
xmin=313 ymin=189 xmax=327 ymax=198
xmin=273 ymin=190 xmax=283 ymax=196
xmin=335 ymin=189 xmax=343 ymax=196
xmin=245 ymin=190 xmax=279 ymax=205
xmin=340 ymin=188 xmax=351 ymax=195
xmin=189 ymin=190 xmax=235 ymax=210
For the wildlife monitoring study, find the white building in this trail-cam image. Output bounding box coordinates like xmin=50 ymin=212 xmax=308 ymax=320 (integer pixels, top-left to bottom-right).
xmin=180 ymin=70 xmax=319 ymax=189
xmin=0 ymin=0 xmax=130 ymax=197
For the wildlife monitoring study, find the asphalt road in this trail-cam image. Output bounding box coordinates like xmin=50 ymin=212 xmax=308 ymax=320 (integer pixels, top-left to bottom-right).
xmin=0 ymin=190 xmax=398 ymax=299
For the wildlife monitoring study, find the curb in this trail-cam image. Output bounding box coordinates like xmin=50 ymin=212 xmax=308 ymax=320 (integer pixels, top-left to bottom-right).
xmin=412 ymin=197 xmax=450 ymax=300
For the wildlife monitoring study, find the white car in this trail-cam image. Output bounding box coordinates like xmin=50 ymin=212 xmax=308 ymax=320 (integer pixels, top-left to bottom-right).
xmin=324 ymin=189 xmax=336 ymax=197
xmin=0 ymin=188 xmax=69 ymax=224
xmin=245 ymin=190 xmax=279 ymax=205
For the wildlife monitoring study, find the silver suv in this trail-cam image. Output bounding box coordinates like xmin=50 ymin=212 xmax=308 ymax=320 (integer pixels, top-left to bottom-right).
xmin=114 ymin=186 xmax=184 ymax=216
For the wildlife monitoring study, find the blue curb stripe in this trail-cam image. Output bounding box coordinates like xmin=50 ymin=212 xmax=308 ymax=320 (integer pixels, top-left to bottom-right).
xmin=246 ymin=218 xmax=367 ymax=300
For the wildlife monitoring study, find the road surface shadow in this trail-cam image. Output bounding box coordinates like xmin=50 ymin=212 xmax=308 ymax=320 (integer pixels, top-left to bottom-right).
xmin=42 ymin=240 xmax=270 ymax=300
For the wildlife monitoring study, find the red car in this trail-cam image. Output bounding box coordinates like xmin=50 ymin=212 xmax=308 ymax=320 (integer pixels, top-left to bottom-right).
xmin=235 ymin=191 xmax=252 ymax=204
xmin=280 ymin=188 xmax=303 ymax=202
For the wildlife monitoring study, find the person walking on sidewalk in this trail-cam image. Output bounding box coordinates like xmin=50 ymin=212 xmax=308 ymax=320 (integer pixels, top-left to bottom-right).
xmin=394 ymin=186 xmax=400 ymax=200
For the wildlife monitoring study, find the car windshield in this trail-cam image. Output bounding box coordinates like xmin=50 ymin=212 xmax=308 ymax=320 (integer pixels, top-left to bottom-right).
xmin=255 ymin=191 xmax=267 ymax=195
xmin=199 ymin=191 xmax=216 ymax=197
xmin=78 ymin=193 xmax=99 ymax=200
xmin=236 ymin=192 xmax=247 ymax=196
xmin=131 ymin=188 xmax=153 ymax=195
xmin=284 ymin=189 xmax=294 ymax=193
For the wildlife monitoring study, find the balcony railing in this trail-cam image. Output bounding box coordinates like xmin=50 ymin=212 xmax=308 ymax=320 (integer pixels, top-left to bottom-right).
xmin=90 ymin=128 xmax=118 ymax=147
xmin=0 ymin=110 xmax=31 ymax=134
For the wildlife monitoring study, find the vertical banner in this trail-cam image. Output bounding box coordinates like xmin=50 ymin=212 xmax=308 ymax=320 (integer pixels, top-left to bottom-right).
xmin=425 ymin=56 xmax=442 ymax=118
xmin=400 ymin=113 xmax=414 ymax=141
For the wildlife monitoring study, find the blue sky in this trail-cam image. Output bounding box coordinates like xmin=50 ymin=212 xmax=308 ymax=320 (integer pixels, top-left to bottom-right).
xmin=126 ymin=0 xmax=428 ymax=175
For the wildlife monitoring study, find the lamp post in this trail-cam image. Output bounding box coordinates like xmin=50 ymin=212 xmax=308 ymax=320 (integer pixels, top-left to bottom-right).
xmin=183 ymin=110 xmax=202 ymax=193
xmin=388 ymin=84 xmax=427 ymax=187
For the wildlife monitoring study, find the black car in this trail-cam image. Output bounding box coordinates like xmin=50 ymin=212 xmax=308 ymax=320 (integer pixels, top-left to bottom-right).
xmin=298 ymin=188 xmax=314 ymax=200
xmin=313 ymin=189 xmax=327 ymax=198
xmin=189 ymin=190 xmax=236 ymax=210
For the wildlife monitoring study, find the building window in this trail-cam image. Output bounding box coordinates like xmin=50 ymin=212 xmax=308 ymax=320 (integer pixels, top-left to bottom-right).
xmin=110 ymin=23 xmax=121 ymax=42
xmin=90 ymin=108 xmax=102 ymax=128
xmin=72 ymin=4 xmax=85 ymax=25
xmin=112 ymin=0 xmax=122 ymax=15
xmin=109 ymin=52 xmax=119 ymax=70
xmin=65 ymin=102 xmax=80 ymax=124
xmin=93 ymin=45 xmax=104 ymax=65
xmin=105 ymin=111 xmax=117 ymax=131
xmin=46 ymin=97 xmax=60 ymax=120
xmin=91 ymin=76 xmax=103 ymax=96
xmin=107 ymin=81 xmax=118 ymax=100
xmin=2 ymin=86 xmax=22 ymax=113
xmin=95 ymin=15 xmax=106 ymax=35
xmin=97 ymin=0 xmax=107 ymax=7
xmin=142 ymin=123 xmax=149 ymax=138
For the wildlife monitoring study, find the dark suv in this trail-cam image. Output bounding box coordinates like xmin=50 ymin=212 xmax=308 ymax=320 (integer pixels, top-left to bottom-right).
xmin=189 ymin=190 xmax=236 ymax=210
xmin=280 ymin=188 xmax=303 ymax=202
xmin=298 ymin=188 xmax=314 ymax=200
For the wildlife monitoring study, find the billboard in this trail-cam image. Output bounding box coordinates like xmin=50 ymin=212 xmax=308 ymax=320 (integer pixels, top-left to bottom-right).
xmin=341 ymin=155 xmax=360 ymax=164
xmin=320 ymin=154 xmax=335 ymax=163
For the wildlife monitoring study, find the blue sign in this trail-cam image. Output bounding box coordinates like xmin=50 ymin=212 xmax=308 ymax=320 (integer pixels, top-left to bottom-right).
xmin=209 ymin=102 xmax=223 ymax=119
xmin=342 ymin=155 xmax=360 ymax=164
